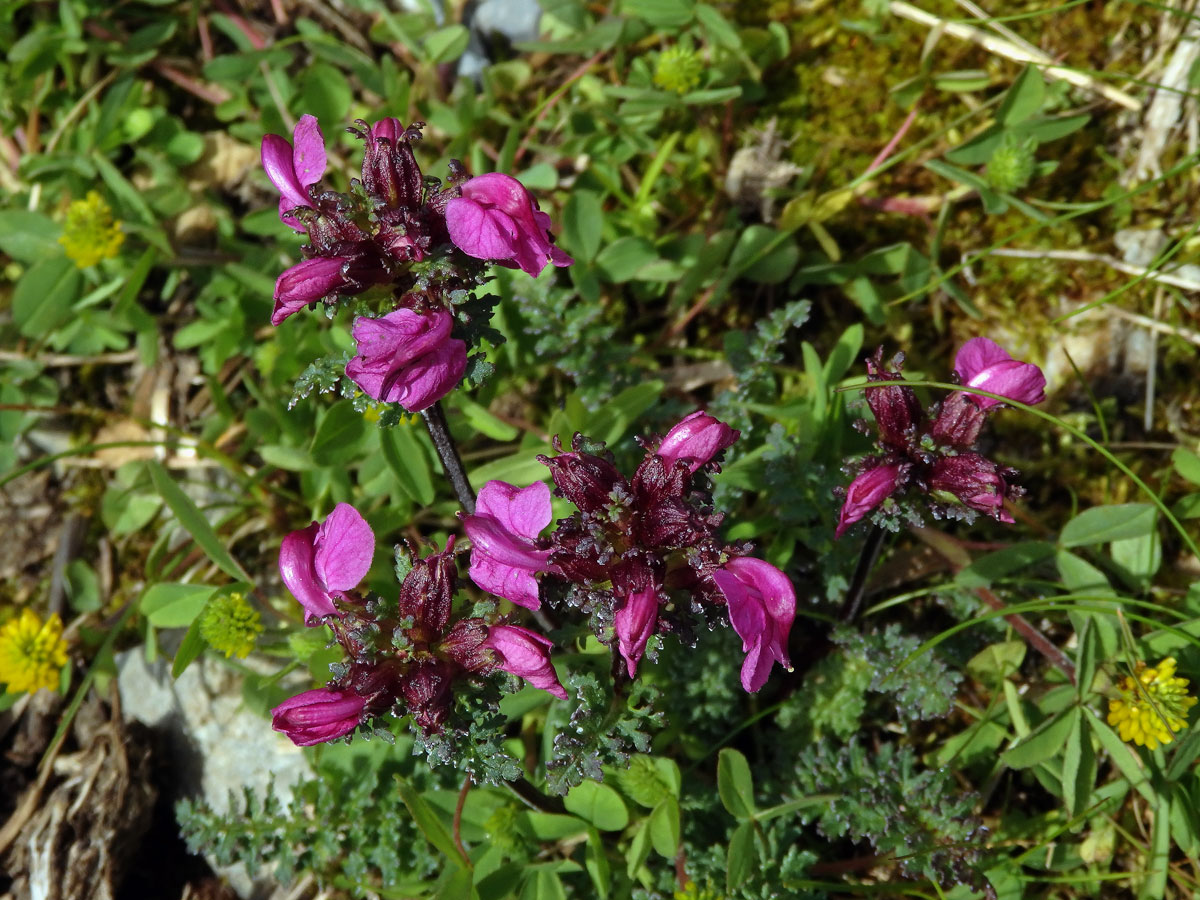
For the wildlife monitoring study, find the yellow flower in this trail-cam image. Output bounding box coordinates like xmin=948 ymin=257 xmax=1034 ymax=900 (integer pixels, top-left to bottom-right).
xmin=198 ymin=592 xmax=263 ymax=659
xmin=654 ymin=45 xmax=704 ymax=95
xmin=1107 ymin=657 xmax=1198 ymax=750
xmin=0 ymin=609 xmax=69 ymax=694
xmin=58 ymin=191 xmax=124 ymax=268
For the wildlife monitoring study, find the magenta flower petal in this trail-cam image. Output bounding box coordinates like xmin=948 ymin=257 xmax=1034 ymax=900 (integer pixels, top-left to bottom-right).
xmin=614 ymin=584 xmax=659 ymax=678
xmin=463 ymin=480 xmax=553 ymax=609
xmin=836 ymin=462 xmax=905 ymax=537
xmin=657 ymin=410 xmax=739 ymax=473
xmin=476 ymin=480 xmax=553 ymax=539
xmin=713 ymin=558 xmax=795 ymax=693
xmin=291 ymin=114 xmax=327 ymax=188
xmin=271 ymin=688 xmax=364 ymax=746
xmin=445 ymin=198 xmax=519 ymax=259
xmin=345 ymin=309 xmax=466 ymax=412
xmin=271 ymin=257 xmax=349 ymax=326
xmin=445 ymin=173 xmax=573 ymax=277
xmin=314 ymin=502 xmax=375 ymax=592
xmin=953 ymin=337 xmax=1046 ymax=409
xmin=279 ymin=523 xmax=337 ymax=623
xmin=261 ymin=135 xmax=311 ymax=213
xmin=484 ymin=624 xmax=567 ymax=699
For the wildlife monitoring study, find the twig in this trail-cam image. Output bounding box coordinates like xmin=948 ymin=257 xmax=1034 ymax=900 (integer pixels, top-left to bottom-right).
xmin=507 ymin=776 xmax=567 ymax=815
xmin=975 ymin=586 xmax=1077 ymax=684
xmin=839 ymin=524 xmax=886 ymax=623
xmin=889 ymin=1 xmax=1142 ymax=111
xmin=0 ymin=349 xmax=140 ymax=367
xmin=422 ymin=401 xmax=476 ymax=514
xmin=864 ymin=104 xmax=920 ymax=175
xmin=452 ymin=775 xmax=472 ymax=868
xmin=987 ymin=246 xmax=1200 ymax=294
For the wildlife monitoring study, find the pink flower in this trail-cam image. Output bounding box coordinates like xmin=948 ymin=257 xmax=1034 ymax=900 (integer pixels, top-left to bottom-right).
xmin=953 ymin=337 xmax=1046 ymax=410
xmin=928 ymin=453 xmax=1014 ymax=522
xmin=445 ymin=173 xmax=574 ymax=277
xmin=261 ymin=114 xmax=327 ymax=231
xmin=345 ymin=309 xmax=467 ymax=412
xmin=656 ymin=410 xmax=739 ymax=474
xmin=462 ymin=480 xmax=553 ymax=610
xmin=712 ymin=558 xmax=795 ymax=693
xmin=835 ymin=462 xmax=906 ymax=537
xmin=271 ymin=688 xmax=365 ymax=746
xmin=279 ymin=502 xmax=375 ymax=623
xmin=271 ymin=256 xmax=353 ymax=326
xmin=614 ymin=583 xmax=660 ymax=678
xmin=483 ymin=624 xmax=567 ymax=699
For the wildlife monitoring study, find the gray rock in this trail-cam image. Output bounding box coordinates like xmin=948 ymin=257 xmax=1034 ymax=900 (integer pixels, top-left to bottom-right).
xmin=117 ymin=648 xmax=313 ymax=898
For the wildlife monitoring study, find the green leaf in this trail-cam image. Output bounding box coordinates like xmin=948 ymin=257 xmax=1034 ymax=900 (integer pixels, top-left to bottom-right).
xmin=563 ymin=780 xmax=628 ymax=832
xmin=140 ymin=582 xmax=214 ymax=628
xmin=594 ymin=236 xmax=659 ymax=283
xmin=424 ymin=25 xmax=470 ymax=63
xmin=955 ymin=541 xmax=1056 ymax=588
xmin=966 ymin=641 xmax=1026 ymax=686
xmin=380 ymin=426 xmax=436 ymax=506
xmin=583 ymin=381 xmax=664 ymax=447
xmin=1060 ymin=504 xmax=1156 ymax=547
xmin=620 ymin=0 xmax=695 ymax=28
xmin=396 ymin=776 xmax=465 ymax=863
xmin=1167 ymin=726 xmax=1200 ymax=782
xmin=1173 ymin=447 xmax=1200 ymax=485
xmin=259 ymin=444 xmax=315 ymax=471
xmin=298 ymin=62 xmax=353 ymax=126
xmin=1002 ymin=707 xmax=1078 ymax=769
xmin=647 ymin=797 xmax=680 ymax=858
xmin=0 ymin=210 xmax=61 ymax=263
xmin=562 ymin=189 xmax=604 ymax=263
xmin=1055 ymin=550 xmax=1113 ymax=594
xmin=1086 ymin=707 xmax=1156 ymax=804
xmin=13 ymin=255 xmax=81 ymax=338
xmin=717 ymin=748 xmax=756 ymax=819
xmin=725 ymin=820 xmax=756 ymax=893
xmin=310 ymin=400 xmax=369 ymax=467
xmin=1062 ymin=712 xmax=1095 ymax=817
xmin=583 ymin=827 xmax=610 ymax=899
xmin=172 ymin=614 xmax=208 ymax=678
xmin=455 ymin=397 xmax=519 ymax=442
xmin=1075 ymin=616 xmax=1099 ymax=698
xmin=997 ymin=65 xmax=1045 ymax=126
xmin=147 ymin=460 xmax=250 ymax=581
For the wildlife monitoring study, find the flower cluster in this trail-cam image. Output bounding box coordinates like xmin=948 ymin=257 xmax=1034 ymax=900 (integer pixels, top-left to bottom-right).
xmin=1107 ymin=657 xmax=1198 ymax=750
xmin=261 ymin=115 xmax=571 ymax=412
xmin=59 ymin=191 xmax=124 ymax=268
xmin=271 ymin=503 xmax=565 ymax=746
xmin=0 ymin=609 xmax=69 ymax=695
xmin=836 ymin=338 xmax=1046 ymax=536
xmin=463 ymin=411 xmax=796 ymax=693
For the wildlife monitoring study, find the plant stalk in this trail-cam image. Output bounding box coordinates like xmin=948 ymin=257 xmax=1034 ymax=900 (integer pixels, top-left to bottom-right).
xmin=422 ymin=401 xmax=476 ymax=515
xmin=840 ymin=524 xmax=885 ymax=623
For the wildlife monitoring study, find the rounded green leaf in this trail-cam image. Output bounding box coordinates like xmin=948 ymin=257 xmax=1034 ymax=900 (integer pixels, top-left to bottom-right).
xmin=563 ymin=780 xmax=628 ymax=832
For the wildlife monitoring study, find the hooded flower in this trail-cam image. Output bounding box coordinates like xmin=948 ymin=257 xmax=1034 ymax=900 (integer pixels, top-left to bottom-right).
xmin=261 ymin=114 xmax=327 ymax=231
xmin=279 ymin=502 xmax=375 ymax=623
xmin=345 ymin=308 xmax=467 ymax=412
xmin=713 ymin=558 xmax=795 ymax=693
xmin=462 ymin=480 xmax=553 ymax=609
xmin=953 ymin=337 xmax=1046 ymax=410
xmin=271 ymin=256 xmax=355 ymax=326
xmin=656 ymin=410 xmax=739 ymax=474
xmin=927 ymin=453 xmax=1013 ymax=522
xmin=445 ymin=173 xmax=573 ymax=277
xmin=271 ymin=687 xmax=365 ymax=746
xmin=836 ymin=462 xmax=907 ymax=537
xmin=613 ymin=582 xmax=660 ymax=678
xmin=483 ymin=624 xmax=567 ymax=699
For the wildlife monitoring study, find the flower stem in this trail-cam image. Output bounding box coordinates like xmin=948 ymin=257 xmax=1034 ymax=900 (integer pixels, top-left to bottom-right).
xmin=839 ymin=524 xmax=885 ymax=623
xmin=421 ymin=401 xmax=476 ymax=515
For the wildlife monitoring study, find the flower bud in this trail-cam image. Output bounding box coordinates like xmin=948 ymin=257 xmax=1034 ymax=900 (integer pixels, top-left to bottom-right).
xmin=271 ymin=688 xmax=364 ymax=746
xmin=836 ymin=463 xmax=906 ymax=537
xmin=656 ymin=411 xmax=739 ymax=473
xmin=483 ymin=625 xmax=567 ymax=699
xmin=538 ymin=450 xmax=626 ymax=515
